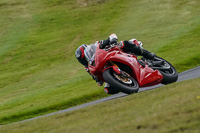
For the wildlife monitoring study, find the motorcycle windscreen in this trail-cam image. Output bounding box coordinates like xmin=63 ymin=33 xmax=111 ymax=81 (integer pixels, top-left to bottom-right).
xmin=84 ymin=44 xmax=96 ymax=65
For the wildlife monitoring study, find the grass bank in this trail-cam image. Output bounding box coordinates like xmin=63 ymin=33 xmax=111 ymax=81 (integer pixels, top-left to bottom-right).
xmin=1 ymin=78 xmax=200 ymax=133
xmin=0 ymin=0 xmax=200 ymax=124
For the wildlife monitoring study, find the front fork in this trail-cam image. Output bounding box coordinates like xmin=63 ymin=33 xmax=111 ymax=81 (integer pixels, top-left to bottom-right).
xmin=110 ymin=61 xmax=121 ymax=75
xmin=109 ymin=61 xmax=130 ymax=80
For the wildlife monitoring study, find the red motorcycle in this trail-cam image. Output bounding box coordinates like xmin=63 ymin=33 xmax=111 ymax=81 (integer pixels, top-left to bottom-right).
xmin=88 ymin=44 xmax=178 ymax=94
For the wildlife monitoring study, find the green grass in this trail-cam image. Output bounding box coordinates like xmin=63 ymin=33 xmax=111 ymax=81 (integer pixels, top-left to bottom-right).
xmin=1 ymin=78 xmax=200 ymax=133
xmin=0 ymin=0 xmax=200 ymax=125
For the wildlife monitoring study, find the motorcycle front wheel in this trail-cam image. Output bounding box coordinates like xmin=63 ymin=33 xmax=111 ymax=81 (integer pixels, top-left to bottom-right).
xmin=103 ymin=68 xmax=139 ymax=94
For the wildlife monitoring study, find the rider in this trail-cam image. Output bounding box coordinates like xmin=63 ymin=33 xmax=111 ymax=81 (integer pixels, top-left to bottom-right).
xmin=75 ymin=33 xmax=155 ymax=94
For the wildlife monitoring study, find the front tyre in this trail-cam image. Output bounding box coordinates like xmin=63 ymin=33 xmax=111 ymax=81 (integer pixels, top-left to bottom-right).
xmin=103 ymin=68 xmax=139 ymax=94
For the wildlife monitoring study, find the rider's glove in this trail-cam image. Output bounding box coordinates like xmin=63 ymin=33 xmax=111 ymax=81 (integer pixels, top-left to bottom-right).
xmin=99 ymin=33 xmax=118 ymax=49
xmin=109 ymin=33 xmax=118 ymax=45
xmin=99 ymin=39 xmax=109 ymax=49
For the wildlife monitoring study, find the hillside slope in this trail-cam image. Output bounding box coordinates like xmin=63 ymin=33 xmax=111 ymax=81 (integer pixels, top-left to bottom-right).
xmin=0 ymin=0 xmax=200 ymax=124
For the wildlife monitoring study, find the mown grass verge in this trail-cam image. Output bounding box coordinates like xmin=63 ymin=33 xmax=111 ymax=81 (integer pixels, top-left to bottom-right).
xmin=1 ymin=78 xmax=200 ymax=133
xmin=0 ymin=89 xmax=106 ymax=125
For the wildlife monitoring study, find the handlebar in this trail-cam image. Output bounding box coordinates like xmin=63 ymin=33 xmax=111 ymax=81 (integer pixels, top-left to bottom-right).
xmin=104 ymin=43 xmax=118 ymax=51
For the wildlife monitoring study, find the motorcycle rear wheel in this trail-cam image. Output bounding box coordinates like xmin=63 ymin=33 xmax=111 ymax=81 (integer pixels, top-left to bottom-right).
xmin=103 ymin=68 xmax=139 ymax=94
xmin=154 ymin=56 xmax=178 ymax=84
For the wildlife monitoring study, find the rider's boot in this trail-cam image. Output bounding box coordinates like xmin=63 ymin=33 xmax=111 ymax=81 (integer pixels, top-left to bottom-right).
xmin=142 ymin=49 xmax=155 ymax=60
xmin=104 ymin=83 xmax=119 ymax=94
xmin=97 ymin=80 xmax=104 ymax=86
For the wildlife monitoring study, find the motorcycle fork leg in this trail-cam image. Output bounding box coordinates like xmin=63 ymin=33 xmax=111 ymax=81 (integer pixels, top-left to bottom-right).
xmin=110 ymin=61 xmax=121 ymax=75
xmin=110 ymin=61 xmax=128 ymax=79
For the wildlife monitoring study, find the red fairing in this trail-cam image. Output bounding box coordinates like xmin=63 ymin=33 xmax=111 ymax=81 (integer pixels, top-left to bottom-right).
xmin=88 ymin=45 xmax=163 ymax=87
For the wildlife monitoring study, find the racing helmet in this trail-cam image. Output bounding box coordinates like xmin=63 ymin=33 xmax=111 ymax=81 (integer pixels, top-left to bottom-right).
xmin=75 ymin=45 xmax=88 ymax=66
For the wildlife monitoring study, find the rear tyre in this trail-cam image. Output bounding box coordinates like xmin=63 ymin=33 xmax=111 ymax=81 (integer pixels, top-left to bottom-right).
xmin=154 ymin=56 xmax=178 ymax=84
xmin=103 ymin=68 xmax=139 ymax=94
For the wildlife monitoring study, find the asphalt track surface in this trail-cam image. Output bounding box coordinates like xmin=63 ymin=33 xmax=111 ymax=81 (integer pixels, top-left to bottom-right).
xmin=9 ymin=66 xmax=200 ymax=124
